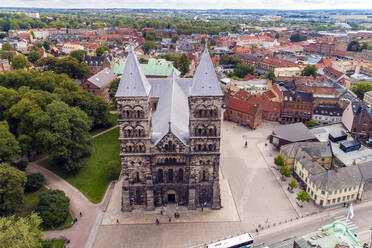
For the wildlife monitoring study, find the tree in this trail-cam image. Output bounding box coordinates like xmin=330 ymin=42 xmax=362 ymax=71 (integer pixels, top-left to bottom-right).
xmin=177 ymin=54 xmax=191 ymax=75
xmin=306 ymin=120 xmax=320 ymax=128
xmin=290 ymin=33 xmax=303 ymax=42
xmin=0 ymin=212 xmax=43 ymax=248
xmin=347 ymin=40 xmax=361 ymax=52
xmin=288 ymin=179 xmax=298 ymax=190
xmin=95 ymin=46 xmax=109 ymax=56
xmin=220 ymin=54 xmax=242 ymax=66
xmin=35 ymin=101 xmax=92 ymax=172
xmin=275 ymin=33 xmax=280 ymax=39
xmin=42 ymin=41 xmax=50 ymax=51
xmin=302 ymin=65 xmax=317 ymax=77
xmin=25 ymin=173 xmax=45 ymax=192
xmin=0 ymin=121 xmax=20 ymax=164
xmin=297 ymin=190 xmax=311 ymax=202
xmin=280 ymin=165 xmax=292 ymax=178
xmin=143 ymin=40 xmax=159 ymax=53
xmin=28 ymin=50 xmax=41 ymax=64
xmin=0 ymin=41 xmax=14 ymax=61
xmin=109 ymin=78 xmax=120 ymax=104
xmin=0 ymin=163 xmax=26 ymax=216
xmin=139 ymin=58 xmax=148 ymax=64
xmin=11 ymin=160 xmax=28 ymax=171
xmin=266 ymin=70 xmax=276 ymax=81
xmin=274 ymin=154 xmax=284 ymax=166
xmin=70 ymin=49 xmax=86 ymax=63
xmin=107 ymin=160 xmax=121 ymax=180
xmin=36 ymin=189 xmax=70 ymax=228
xmin=351 ymin=81 xmax=372 ymax=100
xmin=55 ymin=57 xmax=88 ymax=79
xmin=233 ymin=63 xmax=255 ymax=78
xmin=11 ymin=54 xmax=30 ymax=70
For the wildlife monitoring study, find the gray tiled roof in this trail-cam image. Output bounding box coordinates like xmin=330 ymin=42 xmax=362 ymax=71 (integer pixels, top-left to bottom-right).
xmin=190 ymin=48 xmax=223 ymax=97
xmin=272 ymin=123 xmax=317 ymax=142
xmin=87 ymin=68 xmax=116 ymax=88
xmin=281 ymin=142 xmax=332 ymax=159
xmin=358 ymin=161 xmax=372 ymax=183
xmin=151 ymin=72 xmax=190 ymax=145
xmin=115 ymin=47 xmax=151 ymax=97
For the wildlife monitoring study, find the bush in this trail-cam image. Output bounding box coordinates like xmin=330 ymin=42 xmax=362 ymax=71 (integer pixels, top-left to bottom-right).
xmin=37 ymin=190 xmax=70 ymax=228
xmin=288 ymin=179 xmax=298 ymax=189
xmin=25 ymin=173 xmax=45 ymax=192
xmin=11 ymin=160 xmax=28 ymax=171
xmin=280 ymin=166 xmax=293 ymax=178
xmin=107 ymin=160 xmax=121 ymax=180
xmin=274 ymin=155 xmax=284 ymax=166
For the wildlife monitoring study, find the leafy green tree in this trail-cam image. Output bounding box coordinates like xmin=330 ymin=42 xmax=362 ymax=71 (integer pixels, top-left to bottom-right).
xmin=36 ymin=56 xmax=57 ymax=71
xmin=109 ymin=78 xmax=120 ymax=104
xmin=290 ymin=33 xmax=303 ymax=42
xmin=274 ymin=154 xmax=284 ymax=166
xmin=288 ymin=179 xmax=298 ymax=190
xmin=178 ymin=54 xmax=191 ymax=75
xmin=233 ymin=63 xmax=255 ymax=78
xmin=43 ymin=41 xmax=51 ymax=51
xmin=11 ymin=54 xmax=30 ymax=69
xmin=139 ymin=58 xmax=148 ymax=64
xmin=306 ymin=120 xmax=320 ymax=128
xmin=143 ymin=40 xmax=159 ymax=53
xmin=107 ymin=160 xmax=121 ymax=180
xmin=55 ymin=57 xmax=88 ymax=79
xmin=280 ymin=165 xmax=292 ymax=178
xmin=95 ymin=46 xmax=109 ymax=56
xmin=25 ymin=173 xmax=45 ymax=192
xmin=28 ymin=50 xmax=41 ymax=64
xmin=275 ymin=33 xmax=280 ymax=39
xmin=347 ymin=40 xmax=361 ymax=52
xmin=220 ymin=54 xmax=242 ymax=66
xmin=266 ymin=70 xmax=276 ymax=81
xmin=297 ymin=190 xmax=311 ymax=202
xmin=0 ymin=163 xmax=26 ymax=216
xmin=11 ymin=160 xmax=28 ymax=171
xmin=0 ymin=41 xmax=14 ymax=61
xmin=0 ymin=212 xmax=43 ymax=248
xmin=37 ymin=189 xmax=70 ymax=228
xmin=0 ymin=121 xmax=20 ymax=164
xmin=302 ymin=65 xmax=317 ymax=77
xmin=351 ymin=81 xmax=372 ymax=100
xmin=70 ymin=49 xmax=86 ymax=63
xmin=35 ymin=101 xmax=92 ymax=172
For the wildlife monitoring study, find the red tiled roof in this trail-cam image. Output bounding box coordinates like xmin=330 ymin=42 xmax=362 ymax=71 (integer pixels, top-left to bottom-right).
xmin=234 ymin=88 xmax=251 ymax=100
xmin=227 ymin=97 xmax=260 ymax=116
xmin=260 ymin=57 xmax=298 ymax=67
xmin=244 ymin=73 xmax=258 ymax=80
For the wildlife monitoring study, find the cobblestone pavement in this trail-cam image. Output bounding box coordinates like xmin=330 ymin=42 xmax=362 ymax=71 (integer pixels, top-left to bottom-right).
xmin=93 ymin=121 xmax=299 ymax=248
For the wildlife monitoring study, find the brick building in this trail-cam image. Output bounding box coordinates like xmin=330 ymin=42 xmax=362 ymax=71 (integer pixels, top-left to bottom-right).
xmin=224 ymin=97 xmax=262 ymax=129
xmin=281 ymin=90 xmax=313 ymax=124
xmin=80 ymin=68 xmax=117 ymax=102
xmin=342 ymin=102 xmax=372 ymax=143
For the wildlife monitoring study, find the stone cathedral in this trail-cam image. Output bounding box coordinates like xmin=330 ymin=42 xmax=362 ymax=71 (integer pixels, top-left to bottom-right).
xmin=115 ymin=46 xmax=223 ymax=211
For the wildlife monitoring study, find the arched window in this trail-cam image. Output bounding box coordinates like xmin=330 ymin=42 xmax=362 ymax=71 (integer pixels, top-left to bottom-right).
xmin=158 ymin=169 xmax=163 ymax=183
xmin=168 ymin=169 xmax=173 ymax=183
xmin=202 ymin=170 xmax=207 ymax=181
xmin=178 ymin=169 xmax=183 ymax=182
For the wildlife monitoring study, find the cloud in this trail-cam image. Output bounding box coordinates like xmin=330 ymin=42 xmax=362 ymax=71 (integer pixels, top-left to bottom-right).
xmin=1 ymin=0 xmax=372 ymax=9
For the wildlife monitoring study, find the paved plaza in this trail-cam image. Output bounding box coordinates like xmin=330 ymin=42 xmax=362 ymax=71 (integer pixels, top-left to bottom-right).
xmin=93 ymin=121 xmax=298 ymax=248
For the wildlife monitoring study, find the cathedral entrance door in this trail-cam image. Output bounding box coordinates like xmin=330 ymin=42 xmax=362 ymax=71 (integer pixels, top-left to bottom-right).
xmin=168 ymin=194 xmax=175 ymax=202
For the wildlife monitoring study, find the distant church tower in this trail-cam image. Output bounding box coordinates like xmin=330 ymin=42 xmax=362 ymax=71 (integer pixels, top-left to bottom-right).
xmin=116 ymin=46 xmax=222 ymax=212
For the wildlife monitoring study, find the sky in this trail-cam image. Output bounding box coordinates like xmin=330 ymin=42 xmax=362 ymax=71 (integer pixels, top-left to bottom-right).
xmin=1 ymin=0 xmax=372 ymax=10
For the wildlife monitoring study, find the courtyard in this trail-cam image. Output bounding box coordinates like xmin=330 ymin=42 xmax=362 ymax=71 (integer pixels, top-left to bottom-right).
xmin=93 ymin=121 xmax=298 ymax=248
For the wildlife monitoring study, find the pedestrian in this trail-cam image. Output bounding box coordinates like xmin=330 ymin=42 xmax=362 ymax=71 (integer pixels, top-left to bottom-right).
xmin=155 ymin=218 xmax=159 ymax=225
xmin=160 ymin=209 xmax=163 ymax=215
xmin=67 ymin=239 xmax=70 ymax=244
xmin=80 ymin=212 xmax=82 ymax=217
xmin=116 ymin=219 xmax=119 ymax=224
xmin=245 ymin=141 xmax=248 ymax=148
xmin=201 ymin=206 xmax=203 ymax=212
xmin=168 ymin=216 xmax=171 ymax=223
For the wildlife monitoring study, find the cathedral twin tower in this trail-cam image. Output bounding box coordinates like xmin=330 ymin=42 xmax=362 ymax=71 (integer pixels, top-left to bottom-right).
xmin=115 ymin=46 xmax=222 ymax=211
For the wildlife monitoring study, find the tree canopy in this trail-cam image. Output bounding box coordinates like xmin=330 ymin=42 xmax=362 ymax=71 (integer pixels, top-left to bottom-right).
xmin=11 ymin=54 xmax=30 ymax=70
xmin=297 ymin=190 xmax=311 ymax=202
xmin=95 ymin=46 xmax=109 ymax=56
xmin=306 ymin=120 xmax=320 ymax=128
xmin=347 ymin=40 xmax=368 ymax=52
xmin=0 ymin=163 xmax=26 ymax=216
xmin=290 ymin=32 xmax=304 ymax=42
xmin=143 ymin=40 xmax=160 ymax=53
xmin=233 ymin=63 xmax=255 ymax=78
xmin=0 ymin=121 xmax=20 ymax=164
xmin=28 ymin=50 xmax=41 ymax=64
xmin=280 ymin=165 xmax=293 ymax=178
xmin=0 ymin=212 xmax=43 ymax=248
xmin=351 ymin=81 xmax=372 ymax=100
xmin=302 ymin=65 xmax=317 ymax=77
xmin=37 ymin=56 xmax=89 ymax=79
xmin=69 ymin=49 xmax=86 ymax=63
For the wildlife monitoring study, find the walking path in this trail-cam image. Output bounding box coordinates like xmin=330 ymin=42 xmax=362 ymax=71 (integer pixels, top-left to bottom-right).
xmin=91 ymin=125 xmax=118 ymax=138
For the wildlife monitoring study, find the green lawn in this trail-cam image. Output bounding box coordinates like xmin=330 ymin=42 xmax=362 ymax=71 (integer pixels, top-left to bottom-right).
xmin=41 ymin=127 xmax=121 ymax=203
xmin=42 ymin=239 xmax=66 ymax=248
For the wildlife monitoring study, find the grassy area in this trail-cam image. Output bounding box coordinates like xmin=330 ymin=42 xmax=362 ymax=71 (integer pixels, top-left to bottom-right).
xmin=16 ymin=187 xmax=47 ymax=217
xmin=89 ymin=113 xmax=118 ymax=136
xmin=41 ymin=127 xmax=121 ymax=203
xmin=42 ymin=239 xmax=66 ymax=248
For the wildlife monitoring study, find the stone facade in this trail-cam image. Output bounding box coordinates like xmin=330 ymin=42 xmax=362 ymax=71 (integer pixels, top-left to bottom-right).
xmin=116 ymin=47 xmax=222 ymax=211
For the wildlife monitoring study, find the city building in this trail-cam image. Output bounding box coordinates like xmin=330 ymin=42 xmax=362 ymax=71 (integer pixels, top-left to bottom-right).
xmin=115 ymin=47 xmax=222 ymax=211
xmin=224 ymin=97 xmax=262 ymax=129
xmin=270 ymin=122 xmax=318 ymax=148
xmin=84 ymin=54 xmax=113 ymax=77
xmin=312 ymin=104 xmax=343 ymax=124
xmin=363 ymin=90 xmax=372 ymax=104
xmin=342 ymin=102 xmax=372 ymax=143
xmin=80 ymin=68 xmax=117 ymax=102
xmin=61 ymin=43 xmax=84 ymax=54
xmin=281 ymin=90 xmax=313 ymax=124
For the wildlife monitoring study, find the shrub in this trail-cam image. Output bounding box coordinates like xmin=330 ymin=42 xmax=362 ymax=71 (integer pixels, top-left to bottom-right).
xmin=274 ymin=155 xmax=284 ymax=166
xmin=288 ymin=179 xmax=298 ymax=189
xmin=107 ymin=160 xmax=121 ymax=180
xmin=280 ymin=166 xmax=293 ymax=178
xmin=25 ymin=173 xmax=45 ymax=192
xmin=11 ymin=160 xmax=28 ymax=171
xmin=37 ymin=190 xmax=70 ymax=228
xmin=297 ymin=190 xmax=311 ymax=202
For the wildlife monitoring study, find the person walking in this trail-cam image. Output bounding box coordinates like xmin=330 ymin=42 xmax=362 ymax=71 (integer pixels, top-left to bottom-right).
xmin=155 ymin=218 xmax=159 ymax=225
xmin=116 ymin=219 xmax=119 ymax=224
xmin=168 ymin=216 xmax=171 ymax=223
xmin=80 ymin=212 xmax=82 ymax=217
